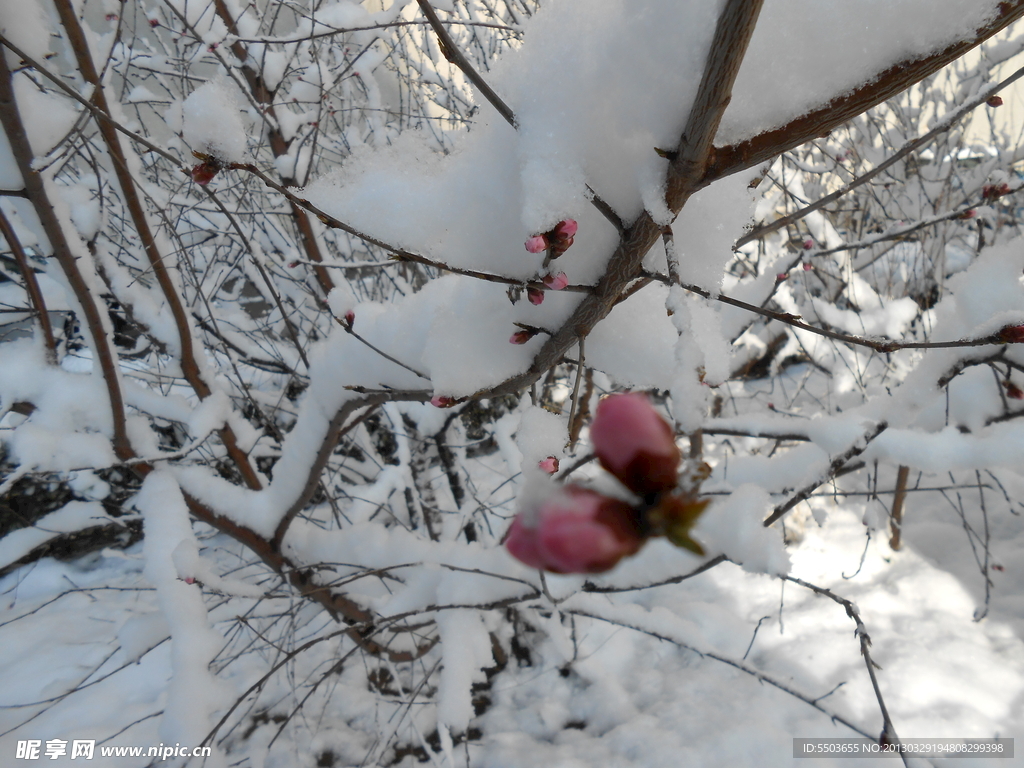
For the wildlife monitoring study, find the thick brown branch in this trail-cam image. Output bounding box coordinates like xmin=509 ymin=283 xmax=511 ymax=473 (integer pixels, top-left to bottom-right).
xmin=736 ymin=61 xmax=1024 ymax=247
xmin=0 ymin=207 xmax=55 ymax=359
xmin=0 ymin=50 xmax=132 ymax=459
xmin=709 ymin=1 xmax=1024 ymax=182
xmin=54 ymin=0 xmax=263 ymax=491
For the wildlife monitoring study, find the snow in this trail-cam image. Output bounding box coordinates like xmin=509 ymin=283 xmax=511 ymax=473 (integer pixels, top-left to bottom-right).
xmin=0 ymin=0 xmax=52 ymax=62
xmin=0 ymin=501 xmax=108 ymax=572
xmin=182 ymin=80 xmax=248 ymax=164
xmin=4 ymin=1 xmax=1024 ymax=766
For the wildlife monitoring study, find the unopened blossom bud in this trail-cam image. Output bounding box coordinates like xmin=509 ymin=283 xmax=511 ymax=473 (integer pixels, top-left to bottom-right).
xmin=538 ymin=456 xmax=559 ymax=474
xmin=344 ymin=310 xmax=355 ymax=327
xmin=506 ymin=485 xmax=644 ymax=573
xmin=191 ymin=161 xmax=219 ymax=186
xmin=543 ymin=272 xmax=568 ymax=291
xmin=148 ymin=17 xmax=160 ymax=27
xmin=590 ymin=393 xmax=680 ymax=498
xmin=988 ymin=95 xmax=1004 ymax=107
xmin=776 ymin=272 xmax=788 ymax=281
xmin=525 ymin=234 xmax=548 ymax=253
xmin=802 ymin=262 xmax=813 ymax=271
xmin=554 ymin=219 xmax=578 ymax=239
xmin=998 ymin=324 xmax=1024 ymax=343
xmin=527 ymin=287 xmax=545 ymax=306
xmin=510 ymin=330 xmax=535 ymax=345
xmin=431 ymin=395 xmax=457 ymax=408
xmin=959 ymin=209 xmax=977 ymax=220
xmin=803 ymin=239 xmax=814 ymax=250
xmin=1004 ymin=381 xmax=1024 ymax=400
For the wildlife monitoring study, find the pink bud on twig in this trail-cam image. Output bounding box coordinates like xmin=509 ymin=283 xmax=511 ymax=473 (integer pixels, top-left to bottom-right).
xmin=190 ymin=162 xmax=219 ymax=186
xmin=554 ymin=219 xmax=578 ymax=239
xmin=543 ymin=272 xmax=569 ymax=291
xmin=344 ymin=310 xmax=355 ymax=327
xmin=510 ymin=330 xmax=535 ymax=345
xmin=505 ymin=485 xmax=644 ymax=573
xmin=431 ymin=395 xmax=457 ymax=408
xmin=525 ymin=235 xmax=548 ymax=253
xmin=538 ymin=456 xmax=559 ymax=474
xmin=527 ymin=287 xmax=545 ymax=305
xmin=590 ymin=393 xmax=681 ymax=498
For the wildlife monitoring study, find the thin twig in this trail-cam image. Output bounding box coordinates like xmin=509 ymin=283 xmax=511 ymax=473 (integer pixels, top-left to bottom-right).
xmin=783 ymin=576 xmax=909 ymax=765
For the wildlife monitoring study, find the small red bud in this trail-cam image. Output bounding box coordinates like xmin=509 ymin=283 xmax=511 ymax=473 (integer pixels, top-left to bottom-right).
xmin=776 ymin=272 xmax=788 ymax=281
xmin=1004 ymin=381 xmax=1024 ymax=400
xmin=431 ymin=395 xmax=457 ymax=408
xmin=510 ymin=330 xmax=535 ymax=345
xmin=106 ymin=13 xmax=118 ymax=21
xmin=543 ymin=272 xmax=569 ymax=291
xmin=506 ymin=485 xmax=645 ymax=573
xmin=554 ymin=219 xmax=578 ymax=239
xmin=590 ymin=393 xmax=680 ymax=498
xmin=959 ymin=208 xmax=977 ymax=220
xmin=190 ymin=162 xmax=219 ymax=186
xmin=802 ymin=263 xmax=813 ymax=271
xmin=344 ymin=310 xmax=355 ymax=327
xmin=998 ymin=324 xmax=1024 ymax=343
xmin=287 ymin=260 xmax=300 ymax=268
xmin=987 ymin=95 xmax=1004 ymax=108
xmin=149 ymin=17 xmax=160 ymax=27
xmin=527 ymin=287 xmax=545 ymax=306
xmin=525 ymin=234 xmax=548 ymax=253
xmin=803 ymin=239 xmax=814 ymax=250
xmin=538 ymin=456 xmax=559 ymax=474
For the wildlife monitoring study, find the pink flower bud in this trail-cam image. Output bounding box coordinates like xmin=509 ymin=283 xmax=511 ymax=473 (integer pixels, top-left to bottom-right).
xmin=802 ymin=262 xmax=812 ymax=271
xmin=525 ymin=234 xmax=548 ymax=253
xmin=803 ymin=239 xmax=814 ymax=250
xmin=988 ymin=95 xmax=1004 ymax=108
xmin=538 ymin=456 xmax=559 ymax=474
xmin=959 ymin=209 xmax=977 ymax=220
xmin=776 ymin=272 xmax=788 ymax=281
xmin=510 ymin=330 xmax=535 ymax=345
xmin=1004 ymin=381 xmax=1024 ymax=400
xmin=590 ymin=393 xmax=680 ymax=497
xmin=431 ymin=395 xmax=456 ymax=408
xmin=149 ymin=17 xmax=160 ymax=27
xmin=527 ymin=287 xmax=545 ymax=305
xmin=543 ymin=272 xmax=568 ymax=291
xmin=555 ymin=219 xmax=578 ymax=239
xmin=506 ymin=485 xmax=644 ymax=573
xmin=344 ymin=310 xmax=355 ymax=326
xmin=183 ymin=576 xmax=196 ymax=584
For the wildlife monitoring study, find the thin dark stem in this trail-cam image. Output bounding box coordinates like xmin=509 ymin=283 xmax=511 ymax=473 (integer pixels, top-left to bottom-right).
xmin=783 ymin=576 xmax=909 ymax=765
xmin=763 ymin=421 xmax=888 ymax=527
xmin=0 ymin=207 xmax=56 ymax=359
